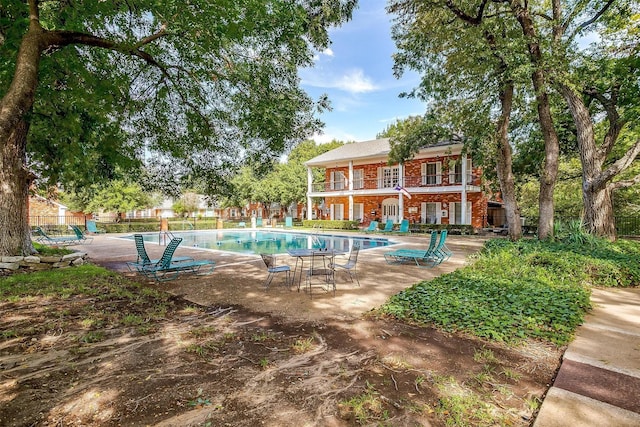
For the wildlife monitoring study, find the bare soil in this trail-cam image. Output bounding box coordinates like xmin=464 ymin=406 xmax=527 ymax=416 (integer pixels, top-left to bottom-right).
xmin=0 ymin=235 xmax=563 ymax=426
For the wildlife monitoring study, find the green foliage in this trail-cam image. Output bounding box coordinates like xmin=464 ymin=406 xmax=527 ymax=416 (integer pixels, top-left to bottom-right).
xmin=86 ymin=180 xmax=152 ymax=214
xmin=1 ymin=0 xmax=356 ymax=198
xmin=380 ymin=239 xmax=640 ymax=345
xmin=302 ymin=220 xmax=358 ymax=230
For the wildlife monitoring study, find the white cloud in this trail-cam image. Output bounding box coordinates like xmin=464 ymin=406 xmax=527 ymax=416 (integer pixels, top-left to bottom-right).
xmin=335 ymin=69 xmax=377 ymax=93
xmin=301 ymin=68 xmax=377 ymax=94
xmin=311 ymin=128 xmax=360 ymax=144
xmin=322 ymin=48 xmax=334 ymax=57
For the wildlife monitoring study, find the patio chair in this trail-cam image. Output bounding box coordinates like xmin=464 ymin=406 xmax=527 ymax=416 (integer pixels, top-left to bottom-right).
xmin=330 ymin=242 xmax=360 ymax=286
xmin=398 ymin=219 xmax=410 ymax=234
xmin=139 ymin=237 xmax=217 ymax=282
xmin=380 ymin=219 xmax=395 ymax=233
xmin=71 ymin=225 xmax=94 ymax=245
xmin=127 ymin=234 xmax=194 ymax=273
xmin=384 ymin=231 xmax=439 ymax=267
xmin=32 ymin=226 xmax=79 ymax=246
xmin=260 ymin=253 xmax=291 ymax=290
xmin=305 ymin=250 xmax=336 ymax=298
xmin=86 ymin=220 xmax=105 ymax=234
xmin=361 ymin=220 xmax=378 ymax=233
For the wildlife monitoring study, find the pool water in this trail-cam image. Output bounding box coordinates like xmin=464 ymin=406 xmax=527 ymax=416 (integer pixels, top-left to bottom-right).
xmin=131 ymin=230 xmax=393 ymax=255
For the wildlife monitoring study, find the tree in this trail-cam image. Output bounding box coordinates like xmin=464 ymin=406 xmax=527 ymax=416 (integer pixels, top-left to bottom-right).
xmin=86 ymin=181 xmax=152 ymax=220
xmin=0 ymin=0 xmax=356 ymax=255
xmin=387 ymin=1 xmax=525 ymax=238
xmin=173 ymin=191 xmax=201 ymax=218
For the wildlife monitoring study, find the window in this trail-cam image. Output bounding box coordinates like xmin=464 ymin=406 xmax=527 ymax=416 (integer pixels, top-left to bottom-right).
xmin=331 ymin=203 xmax=344 ymax=220
xmin=449 ymin=159 xmax=472 ymax=184
xmin=330 ymin=171 xmax=345 ymax=190
xmin=381 ymin=166 xmax=399 ymax=188
xmin=353 ymin=169 xmax=364 ymax=189
xmin=421 ymin=162 xmax=442 ymax=185
xmin=353 ymin=203 xmax=364 ymax=222
xmin=421 ymin=202 xmax=441 ymax=224
xmin=449 ymin=202 xmax=472 ymax=225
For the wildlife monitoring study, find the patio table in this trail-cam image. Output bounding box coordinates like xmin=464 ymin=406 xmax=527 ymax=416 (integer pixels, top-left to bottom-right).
xmin=287 ymin=248 xmax=345 ymax=291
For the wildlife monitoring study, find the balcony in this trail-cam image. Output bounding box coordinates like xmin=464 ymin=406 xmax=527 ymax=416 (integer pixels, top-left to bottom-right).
xmin=310 ymin=174 xmax=479 ymax=193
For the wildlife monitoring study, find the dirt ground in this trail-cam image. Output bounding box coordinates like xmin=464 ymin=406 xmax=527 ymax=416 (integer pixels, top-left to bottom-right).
xmin=0 ymin=233 xmax=563 ymax=426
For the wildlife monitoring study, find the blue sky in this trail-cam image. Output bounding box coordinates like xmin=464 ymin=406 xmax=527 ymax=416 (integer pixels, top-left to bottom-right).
xmin=299 ymin=0 xmax=428 ymax=143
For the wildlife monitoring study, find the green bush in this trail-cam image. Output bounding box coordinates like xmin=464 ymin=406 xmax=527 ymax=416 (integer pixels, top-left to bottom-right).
xmin=379 ymin=238 xmax=640 ymax=345
xmin=409 ymin=224 xmax=476 ymax=235
xmin=302 ymin=220 xmax=359 ymax=230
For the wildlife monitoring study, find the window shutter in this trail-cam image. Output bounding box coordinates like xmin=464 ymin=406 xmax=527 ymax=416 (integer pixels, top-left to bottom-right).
xmin=436 ymin=202 xmax=442 ymax=224
xmin=377 ymin=167 xmax=382 ymax=188
xmin=449 ymin=203 xmax=456 ymax=224
xmin=466 ymin=201 xmax=472 ymax=224
xmin=421 ymin=163 xmax=427 ymax=185
xmin=420 ymin=202 xmax=427 ymax=223
xmin=436 ymin=162 xmax=442 ymax=184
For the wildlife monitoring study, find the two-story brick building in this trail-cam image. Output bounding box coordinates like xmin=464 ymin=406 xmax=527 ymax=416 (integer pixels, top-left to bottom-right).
xmin=304 ymin=138 xmax=492 ymax=229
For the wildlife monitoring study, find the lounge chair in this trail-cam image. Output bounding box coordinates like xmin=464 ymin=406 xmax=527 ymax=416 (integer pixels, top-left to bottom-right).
xmin=330 ymin=242 xmax=360 ymax=286
xmin=127 ymin=234 xmax=194 ymax=273
xmin=380 ymin=219 xmax=394 ymax=233
xmin=398 ymin=219 xmax=410 ymax=234
xmin=361 ymin=220 xmax=378 ymax=233
xmin=260 ymin=253 xmax=291 ymax=289
xmin=384 ymin=231 xmax=444 ymax=267
xmin=32 ymin=226 xmax=79 ymax=246
xmin=71 ymin=225 xmax=94 ymax=245
xmin=86 ymin=220 xmax=105 ymax=234
xmin=139 ymin=237 xmax=216 ymax=282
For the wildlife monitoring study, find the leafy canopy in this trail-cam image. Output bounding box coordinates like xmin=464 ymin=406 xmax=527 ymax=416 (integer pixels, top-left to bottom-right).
xmin=0 ymin=0 xmax=356 ymax=192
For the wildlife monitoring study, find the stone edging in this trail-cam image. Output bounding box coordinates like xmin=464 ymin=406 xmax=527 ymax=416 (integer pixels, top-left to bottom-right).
xmin=0 ymin=252 xmax=88 ymax=271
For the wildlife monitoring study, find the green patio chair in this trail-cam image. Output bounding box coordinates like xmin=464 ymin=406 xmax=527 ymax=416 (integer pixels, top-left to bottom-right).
xmin=32 ymin=226 xmax=79 ymax=246
xmin=398 ymin=219 xmax=410 ymax=234
xmin=384 ymin=231 xmax=442 ymax=267
xmin=380 ymin=219 xmax=394 ymax=233
xmin=86 ymin=220 xmax=105 ymax=234
xmin=360 ymin=220 xmax=378 ymax=233
xmin=71 ymin=225 xmax=94 ymax=244
xmin=140 ymin=237 xmax=216 ymax=282
xmin=127 ymin=234 xmax=193 ymax=273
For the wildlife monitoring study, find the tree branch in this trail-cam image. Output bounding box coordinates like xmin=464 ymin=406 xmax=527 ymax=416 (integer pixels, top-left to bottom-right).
xmin=611 ymin=173 xmax=640 ymax=190
xmin=444 ymin=0 xmax=489 ymax=25
xmin=597 ymin=138 xmax=640 ymax=189
xmin=567 ymin=0 xmax=615 ymax=42
xmin=585 ymin=85 xmax=625 ymax=157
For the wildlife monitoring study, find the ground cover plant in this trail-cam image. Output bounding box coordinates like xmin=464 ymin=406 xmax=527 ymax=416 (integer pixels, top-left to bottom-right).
xmin=379 ymin=238 xmax=640 ymax=345
xmin=0 ymin=264 xmax=561 ymax=426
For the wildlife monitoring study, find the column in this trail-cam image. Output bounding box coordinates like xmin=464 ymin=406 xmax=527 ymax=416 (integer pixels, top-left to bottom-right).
xmin=348 ymin=160 xmax=354 ymax=221
xmin=307 ymin=167 xmax=313 ymax=221
xmin=461 ymin=153 xmax=468 ymax=224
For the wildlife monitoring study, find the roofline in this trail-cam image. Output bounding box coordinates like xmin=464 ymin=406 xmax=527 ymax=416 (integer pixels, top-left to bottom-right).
xmin=305 ymin=140 xmax=465 ymax=168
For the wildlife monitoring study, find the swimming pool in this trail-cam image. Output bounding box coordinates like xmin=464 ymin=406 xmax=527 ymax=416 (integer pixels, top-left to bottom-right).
xmin=130 ymin=230 xmax=393 ymax=255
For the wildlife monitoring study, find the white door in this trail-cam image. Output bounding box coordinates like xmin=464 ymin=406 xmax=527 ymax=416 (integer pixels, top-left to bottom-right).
xmin=382 ymin=198 xmax=399 ymax=223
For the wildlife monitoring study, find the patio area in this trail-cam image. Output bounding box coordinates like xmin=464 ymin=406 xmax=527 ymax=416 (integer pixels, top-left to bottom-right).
xmin=78 ymin=232 xmax=487 ymax=321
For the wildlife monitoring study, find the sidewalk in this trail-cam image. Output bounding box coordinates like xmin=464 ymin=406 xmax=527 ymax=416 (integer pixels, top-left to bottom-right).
xmin=534 ymin=287 xmax=640 ymax=427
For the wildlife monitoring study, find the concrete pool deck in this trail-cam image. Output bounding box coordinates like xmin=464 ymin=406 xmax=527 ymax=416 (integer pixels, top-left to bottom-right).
xmin=74 ymin=231 xmax=486 ymax=322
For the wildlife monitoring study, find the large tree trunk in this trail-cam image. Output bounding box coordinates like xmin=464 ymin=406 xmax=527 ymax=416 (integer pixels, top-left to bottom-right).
xmin=495 ymin=83 xmax=522 ymax=240
xmin=510 ymin=1 xmax=560 ymax=240
xmin=0 ymin=119 xmax=35 ymax=256
xmin=0 ymin=13 xmax=44 ymax=256
xmin=559 ymin=84 xmax=618 ymax=239
xmin=584 ymin=184 xmax=616 ymax=238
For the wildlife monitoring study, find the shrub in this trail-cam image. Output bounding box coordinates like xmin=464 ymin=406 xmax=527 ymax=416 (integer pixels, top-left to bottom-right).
xmin=380 ymin=238 xmax=640 ymax=345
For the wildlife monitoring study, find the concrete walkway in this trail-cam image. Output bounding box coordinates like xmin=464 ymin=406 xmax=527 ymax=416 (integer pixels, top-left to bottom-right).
xmin=534 ymin=287 xmax=640 ymax=427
